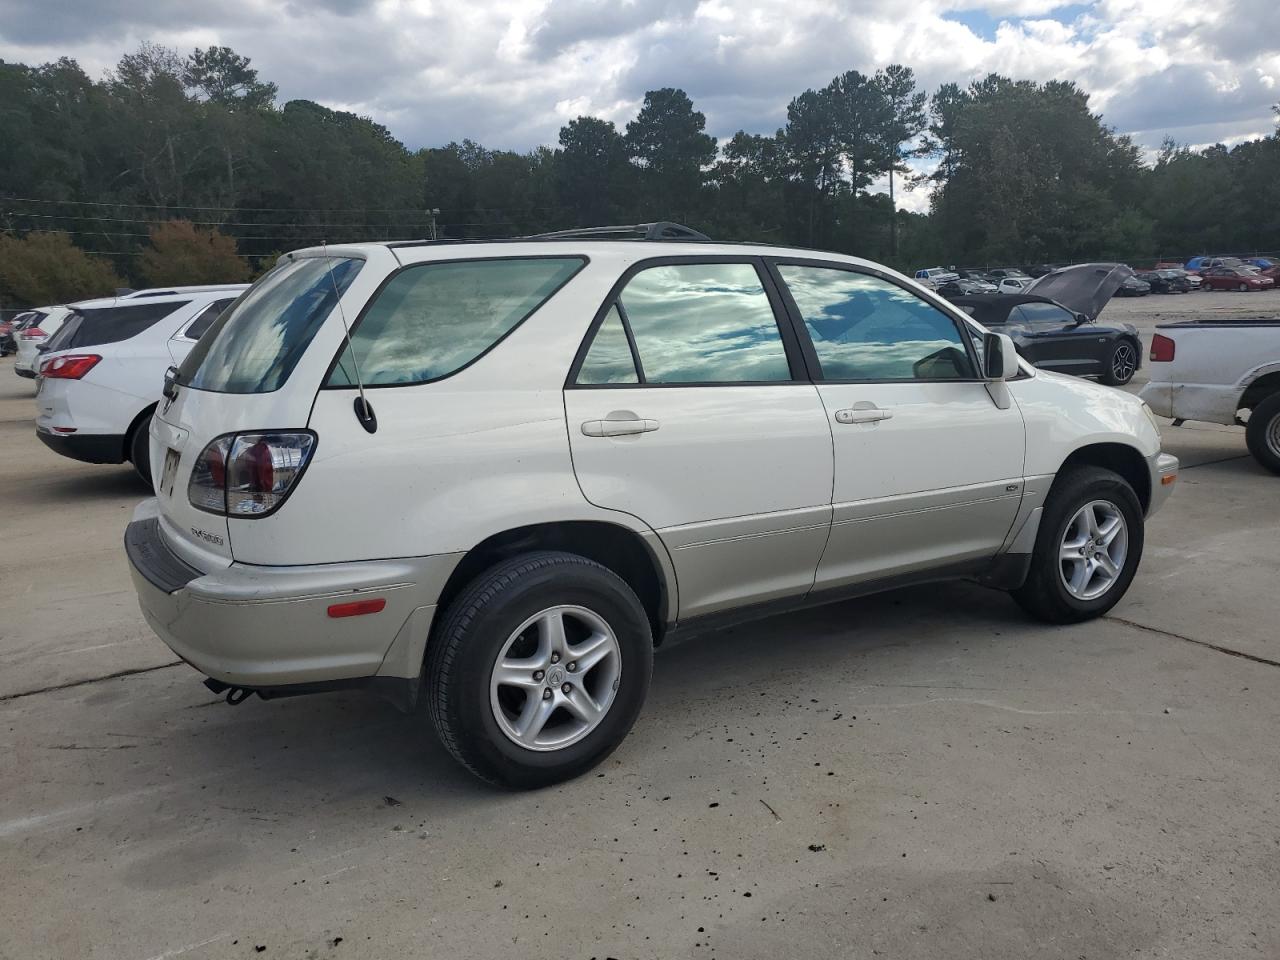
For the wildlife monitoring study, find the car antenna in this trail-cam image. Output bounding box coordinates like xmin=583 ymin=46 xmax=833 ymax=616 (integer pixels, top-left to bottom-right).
xmin=321 ymin=241 xmax=376 ymax=433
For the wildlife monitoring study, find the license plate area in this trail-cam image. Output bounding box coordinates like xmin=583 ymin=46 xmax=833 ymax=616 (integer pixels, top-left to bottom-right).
xmin=159 ymin=447 xmax=182 ymax=498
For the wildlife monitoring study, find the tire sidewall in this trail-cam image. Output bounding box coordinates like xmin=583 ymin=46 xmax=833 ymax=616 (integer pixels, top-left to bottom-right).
xmin=435 ymin=556 xmax=652 ymax=787
xmin=1036 ymin=471 xmax=1144 ymax=618
xmin=1245 ymin=394 xmax=1280 ymax=474
xmin=130 ymin=413 xmax=154 ymax=488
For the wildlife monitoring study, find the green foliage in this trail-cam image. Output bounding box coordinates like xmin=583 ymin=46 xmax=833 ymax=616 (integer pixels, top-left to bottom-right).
xmin=0 ymin=41 xmax=1277 ymax=301
xmin=0 ymin=231 xmax=122 ymax=305
xmin=136 ymin=220 xmax=251 ymax=286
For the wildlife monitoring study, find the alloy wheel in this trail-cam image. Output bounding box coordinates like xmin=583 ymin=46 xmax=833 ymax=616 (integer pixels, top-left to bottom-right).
xmin=1059 ymin=500 xmax=1128 ymax=600
xmin=1111 ymin=343 xmax=1137 ymax=382
xmin=489 ymin=605 xmax=622 ymax=752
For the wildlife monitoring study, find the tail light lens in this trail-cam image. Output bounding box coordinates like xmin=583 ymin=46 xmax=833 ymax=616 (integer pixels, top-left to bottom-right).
xmin=188 ymin=432 xmax=316 ymax=517
xmin=20 ymin=327 xmax=47 ymax=339
xmin=1150 ymin=334 xmax=1176 ymax=363
xmin=40 ymin=354 xmax=101 ymax=379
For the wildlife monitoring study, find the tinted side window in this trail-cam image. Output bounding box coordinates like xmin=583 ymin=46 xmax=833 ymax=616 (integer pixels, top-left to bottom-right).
xmin=183 ymin=299 xmax=237 ymax=340
xmin=778 ymin=265 xmax=975 ymax=381
xmin=614 ymin=263 xmax=790 ymax=384
xmin=577 ymin=306 xmax=639 ymax=384
xmin=1014 ymin=302 xmax=1074 ymax=326
xmin=327 ymin=257 xmax=583 ymax=387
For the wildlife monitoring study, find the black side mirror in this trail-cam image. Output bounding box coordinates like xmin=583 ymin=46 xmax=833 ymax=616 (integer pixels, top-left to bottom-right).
xmin=1075 ymin=313 xmax=1091 ymax=325
xmin=162 ymin=365 xmax=179 ymax=401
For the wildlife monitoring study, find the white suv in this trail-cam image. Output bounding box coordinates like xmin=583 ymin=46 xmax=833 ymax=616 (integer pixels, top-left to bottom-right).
xmin=125 ymin=225 xmax=1178 ymax=787
xmin=36 ymin=286 xmax=247 ymax=485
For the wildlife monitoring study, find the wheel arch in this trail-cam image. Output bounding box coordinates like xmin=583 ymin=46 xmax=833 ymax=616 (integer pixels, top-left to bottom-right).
xmin=1056 ymin=442 xmax=1151 ymax=513
xmin=1238 ymin=370 xmax=1280 ymax=415
xmin=431 ymin=520 xmax=676 ymax=648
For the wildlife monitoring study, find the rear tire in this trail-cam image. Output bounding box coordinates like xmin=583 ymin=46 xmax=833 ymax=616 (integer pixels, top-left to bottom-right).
xmin=1012 ymin=466 xmax=1144 ymax=623
xmin=1245 ymin=393 xmax=1280 ymax=475
xmin=128 ymin=413 xmax=154 ymax=489
xmin=426 ymin=551 xmax=653 ymax=789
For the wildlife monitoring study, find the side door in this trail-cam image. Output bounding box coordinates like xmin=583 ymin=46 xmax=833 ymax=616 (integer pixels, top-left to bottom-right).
xmin=1011 ymin=301 xmax=1102 ymax=374
xmin=768 ymin=260 xmax=1025 ymax=590
xmin=563 ymin=258 xmax=834 ymax=619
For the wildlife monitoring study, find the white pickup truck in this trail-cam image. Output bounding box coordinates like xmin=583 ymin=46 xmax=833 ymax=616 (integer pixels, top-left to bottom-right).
xmin=1140 ymin=320 xmax=1280 ymax=474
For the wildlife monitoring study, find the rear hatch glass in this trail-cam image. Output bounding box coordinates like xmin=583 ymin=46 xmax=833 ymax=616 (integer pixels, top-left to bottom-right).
xmin=178 ymin=257 xmax=362 ymax=394
xmin=43 ymin=301 xmax=188 ymax=352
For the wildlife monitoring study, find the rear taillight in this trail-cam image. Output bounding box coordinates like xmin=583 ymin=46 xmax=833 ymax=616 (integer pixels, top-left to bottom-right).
xmin=1150 ymin=334 xmax=1175 ymax=363
xmin=40 ymin=354 xmax=101 ymax=379
xmin=20 ymin=327 xmax=47 ymax=339
xmin=188 ymin=432 xmax=316 ymax=517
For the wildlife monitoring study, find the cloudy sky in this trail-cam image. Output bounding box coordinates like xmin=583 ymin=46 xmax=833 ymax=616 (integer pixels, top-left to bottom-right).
xmin=2 ymin=0 xmax=1278 ymax=211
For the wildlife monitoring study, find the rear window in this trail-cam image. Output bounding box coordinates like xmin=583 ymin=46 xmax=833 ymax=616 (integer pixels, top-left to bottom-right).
xmin=44 ymin=302 xmax=186 ymax=352
xmin=179 ymin=257 xmax=363 ymax=394
xmin=325 ymin=257 xmax=583 ymax=387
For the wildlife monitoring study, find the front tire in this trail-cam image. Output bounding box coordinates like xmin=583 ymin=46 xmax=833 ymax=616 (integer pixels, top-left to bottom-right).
xmin=1012 ymin=466 xmax=1144 ymax=623
xmin=1245 ymin=393 xmax=1280 ymax=475
xmin=426 ymin=551 xmax=653 ymax=788
xmin=1101 ymin=340 xmax=1138 ymax=386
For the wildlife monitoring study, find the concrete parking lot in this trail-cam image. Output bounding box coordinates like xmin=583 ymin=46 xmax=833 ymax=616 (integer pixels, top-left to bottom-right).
xmin=2 ymin=293 xmax=1278 ymax=959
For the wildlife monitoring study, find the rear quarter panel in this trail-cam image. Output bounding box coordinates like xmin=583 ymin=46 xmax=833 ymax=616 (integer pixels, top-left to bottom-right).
xmin=229 ymin=249 xmax=664 ymax=566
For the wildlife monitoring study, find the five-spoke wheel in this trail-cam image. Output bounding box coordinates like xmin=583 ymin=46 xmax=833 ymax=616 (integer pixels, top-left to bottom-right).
xmin=489 ymin=605 xmax=622 ymax=751
xmin=1058 ymin=500 xmax=1128 ymax=601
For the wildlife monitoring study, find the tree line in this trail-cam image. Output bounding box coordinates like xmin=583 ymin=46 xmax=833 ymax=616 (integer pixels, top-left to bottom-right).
xmin=1 ymin=43 xmax=1278 ymax=307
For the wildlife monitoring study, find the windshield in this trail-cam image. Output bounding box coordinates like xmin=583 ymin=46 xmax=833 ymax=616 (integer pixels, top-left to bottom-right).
xmin=179 ymin=256 xmax=362 ymax=394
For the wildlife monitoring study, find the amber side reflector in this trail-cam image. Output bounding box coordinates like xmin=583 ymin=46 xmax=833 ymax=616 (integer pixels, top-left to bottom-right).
xmin=1161 ymin=474 xmax=1177 ymax=486
xmin=327 ymin=598 xmax=387 ymax=618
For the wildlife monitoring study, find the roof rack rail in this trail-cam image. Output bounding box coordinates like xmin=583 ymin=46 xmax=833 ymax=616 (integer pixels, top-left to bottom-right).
xmin=527 ymin=221 xmax=711 ymax=242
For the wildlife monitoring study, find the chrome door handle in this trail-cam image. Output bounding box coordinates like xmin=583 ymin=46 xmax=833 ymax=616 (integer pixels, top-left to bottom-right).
xmin=834 ymin=407 xmax=892 ymax=424
xmin=581 ymin=418 xmax=661 ymax=437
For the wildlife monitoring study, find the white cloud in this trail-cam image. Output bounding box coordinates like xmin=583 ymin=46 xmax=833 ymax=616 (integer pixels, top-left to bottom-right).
xmin=0 ymin=0 xmax=1276 ymax=185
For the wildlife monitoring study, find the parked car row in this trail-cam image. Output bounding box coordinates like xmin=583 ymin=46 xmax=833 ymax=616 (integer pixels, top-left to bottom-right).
xmin=12 ymin=285 xmax=248 ymax=484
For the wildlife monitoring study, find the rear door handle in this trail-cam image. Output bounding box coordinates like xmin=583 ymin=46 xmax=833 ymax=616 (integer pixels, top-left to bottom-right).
xmin=581 ymin=418 xmax=660 ymax=437
xmin=834 ymin=407 xmax=892 ymax=424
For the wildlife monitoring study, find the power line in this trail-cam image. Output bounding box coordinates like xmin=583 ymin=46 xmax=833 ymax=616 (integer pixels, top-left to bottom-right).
xmin=2 ymin=195 xmax=566 ymax=218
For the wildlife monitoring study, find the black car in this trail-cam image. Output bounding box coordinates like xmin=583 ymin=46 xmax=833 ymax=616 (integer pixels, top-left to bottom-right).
xmin=1115 ymin=275 xmax=1151 ymax=297
xmin=1138 ymin=269 xmax=1194 ymax=294
xmin=946 ymin=293 xmax=1142 ymax=386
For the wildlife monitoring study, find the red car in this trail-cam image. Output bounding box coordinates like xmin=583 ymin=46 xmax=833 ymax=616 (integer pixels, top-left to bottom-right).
xmin=1199 ymin=266 xmax=1275 ymax=291
xmin=1261 ymin=265 xmax=1280 ymax=285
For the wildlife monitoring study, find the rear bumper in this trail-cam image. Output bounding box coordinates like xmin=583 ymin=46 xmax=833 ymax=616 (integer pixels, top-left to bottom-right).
xmin=124 ymin=500 xmax=462 ymax=689
xmin=1139 ymin=382 xmax=1238 ymax=425
xmin=1147 ymin=452 xmax=1179 ymax=517
xmin=37 ymin=427 xmax=125 ymax=464
xmin=14 ymin=365 xmax=37 ymax=379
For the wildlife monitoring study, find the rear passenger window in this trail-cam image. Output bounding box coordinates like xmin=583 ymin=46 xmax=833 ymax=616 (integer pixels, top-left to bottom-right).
xmin=328 ymin=257 xmax=583 ymax=386
xmin=778 ymin=265 xmax=975 ymax=381
xmin=183 ymin=299 xmax=236 ymax=341
xmin=576 ymin=262 xmax=790 ymax=385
